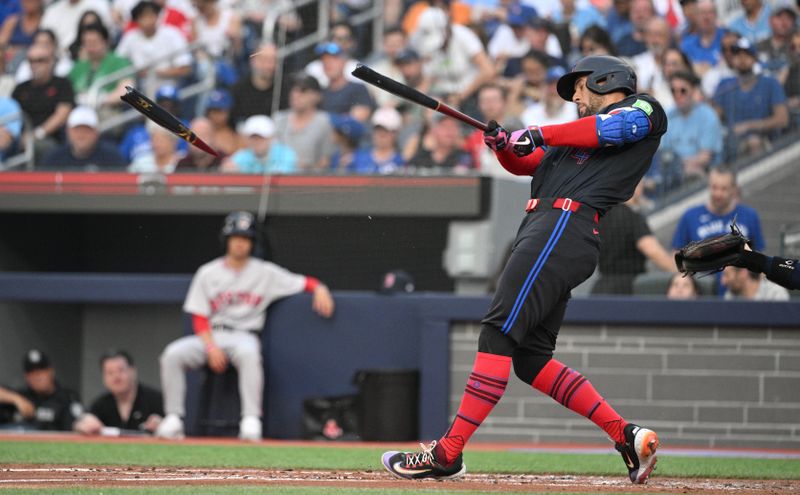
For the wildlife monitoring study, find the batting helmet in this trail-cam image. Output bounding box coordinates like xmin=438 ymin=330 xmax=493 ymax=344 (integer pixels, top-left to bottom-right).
xmin=220 ymin=211 xmax=257 ymax=240
xmin=556 ymin=55 xmax=637 ymax=102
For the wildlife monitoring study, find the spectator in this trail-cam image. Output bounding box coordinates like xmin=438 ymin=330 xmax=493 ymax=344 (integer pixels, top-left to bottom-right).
xmin=272 ymin=73 xmax=334 ymax=172
xmin=409 ymin=5 xmax=494 ymax=114
xmin=175 ymin=117 xmax=225 ymax=172
xmin=578 ymin=24 xmax=617 ymax=58
xmin=506 ymin=49 xmax=551 ymax=118
xmin=363 ymin=25 xmax=407 ymax=108
xmin=409 ymin=113 xmax=471 ymax=172
xmin=488 ymin=9 xmax=540 ymax=65
xmin=666 ymin=273 xmax=701 ymax=299
xmin=192 ymin=0 xmax=241 ymax=60
xmin=0 ymin=349 xmax=83 ymax=431
xmin=205 ymin=88 xmax=242 ymax=156
xmin=349 ymin=106 xmax=405 ymax=174
xmin=119 ymin=84 xmax=188 ymax=163
xmin=116 ymin=1 xmax=192 ymax=95
xmin=73 ymin=350 xmax=164 ymax=435
xmin=785 ymin=31 xmax=800 ymax=125
xmin=521 ymin=66 xmax=578 ymax=127
xmin=0 ymin=0 xmax=43 ymax=74
xmin=305 ymin=20 xmax=362 ymax=88
xmin=502 ymin=17 xmax=564 ymax=77
xmin=68 ymin=23 xmax=132 ymax=108
xmin=0 ymin=96 xmax=22 ymax=161
xmin=701 ymin=30 xmax=740 ymax=98
xmin=116 ymin=0 xmax=193 ymax=40
xmin=615 ymin=0 xmax=654 ymax=57
xmin=156 ymin=211 xmax=334 ymax=440
xmin=680 ymin=0 xmax=725 ymax=75
xmin=470 ymin=0 xmax=537 ymax=41
xmin=671 ymin=167 xmax=765 ymax=254
xmin=11 ymin=42 xmax=74 ymax=158
xmin=755 ymin=5 xmax=797 ymax=84
xmin=329 ymin=113 xmax=365 ymax=172
xmin=591 ymin=181 xmax=676 ymax=295
xmin=393 ymin=47 xmax=430 ymax=158
xmin=39 ymin=0 xmax=111 ymax=53
xmin=230 ymin=42 xmax=286 ymax=124
xmin=465 ymin=83 xmax=523 ymax=178
xmin=317 ymin=42 xmax=374 ymax=122
xmin=14 ymin=29 xmax=73 ymax=84
xmin=631 ymin=17 xmax=674 ymax=105
xmin=224 ymin=115 xmax=296 ymax=174
xmin=128 ymin=121 xmax=183 ymax=173
xmin=680 ymin=0 xmax=699 ymax=38
xmin=655 ymin=71 xmax=723 ymax=188
xmin=551 ymin=0 xmax=606 ymax=39
xmin=721 ymin=265 xmax=790 ymax=301
xmin=40 ymin=106 xmax=126 ymax=170
xmin=727 ymin=0 xmax=771 ymax=45
xmin=66 ymin=9 xmax=104 ymax=61
xmin=712 ymin=37 xmax=789 ymax=159
xmin=605 ymin=0 xmax=633 ymax=46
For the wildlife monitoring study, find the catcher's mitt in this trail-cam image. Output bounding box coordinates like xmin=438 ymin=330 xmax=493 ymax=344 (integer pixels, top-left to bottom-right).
xmin=675 ymin=222 xmax=750 ymax=275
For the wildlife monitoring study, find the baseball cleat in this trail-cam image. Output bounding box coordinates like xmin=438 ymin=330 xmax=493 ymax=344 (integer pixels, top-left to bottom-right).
xmin=155 ymin=414 xmax=184 ymax=440
xmin=615 ymin=423 xmax=659 ymax=484
xmin=238 ymin=415 xmax=262 ymax=442
xmin=381 ymin=440 xmax=466 ymax=480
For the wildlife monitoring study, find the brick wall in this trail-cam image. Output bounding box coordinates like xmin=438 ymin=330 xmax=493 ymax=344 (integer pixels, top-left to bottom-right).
xmin=450 ymin=323 xmax=800 ymax=449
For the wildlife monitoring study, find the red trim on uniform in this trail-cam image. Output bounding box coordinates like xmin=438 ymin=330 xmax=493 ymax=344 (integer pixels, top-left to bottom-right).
xmin=304 ymin=276 xmax=320 ymax=293
xmin=540 ymin=117 xmax=600 ymax=148
xmin=495 ymin=147 xmax=545 ymax=176
xmin=192 ymin=314 xmax=211 ymax=335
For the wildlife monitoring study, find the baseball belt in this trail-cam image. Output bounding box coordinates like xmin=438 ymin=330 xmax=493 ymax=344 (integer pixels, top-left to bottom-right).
xmin=525 ymin=197 xmax=599 ymax=224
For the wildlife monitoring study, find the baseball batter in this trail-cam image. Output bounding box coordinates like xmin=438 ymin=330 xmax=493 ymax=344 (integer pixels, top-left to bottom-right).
xmin=156 ymin=211 xmax=334 ymax=441
xmin=383 ymin=56 xmax=666 ymax=483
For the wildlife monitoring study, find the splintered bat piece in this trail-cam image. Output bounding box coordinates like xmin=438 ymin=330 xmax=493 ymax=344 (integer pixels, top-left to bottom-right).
xmin=121 ymin=86 xmax=219 ymax=157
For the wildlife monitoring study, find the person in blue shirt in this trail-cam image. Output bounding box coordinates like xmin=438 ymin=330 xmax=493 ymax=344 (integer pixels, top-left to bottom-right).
xmin=726 ymin=0 xmax=771 ymax=44
xmin=680 ymin=0 xmax=726 ymax=70
xmin=40 ymin=106 xmax=126 ymax=170
xmin=329 ymin=113 xmax=366 ymax=172
xmin=348 ymin=106 xmax=405 ymax=174
xmin=0 ymin=96 xmax=22 ymax=161
xmin=712 ymin=37 xmax=789 ymax=159
xmin=224 ymin=115 xmax=296 ymax=174
xmin=672 ymin=167 xmax=764 ymax=252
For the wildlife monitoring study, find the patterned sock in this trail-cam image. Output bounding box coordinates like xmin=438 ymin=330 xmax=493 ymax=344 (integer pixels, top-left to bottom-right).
xmin=532 ymin=359 xmax=627 ymax=444
xmin=435 ymin=352 xmax=512 ymax=464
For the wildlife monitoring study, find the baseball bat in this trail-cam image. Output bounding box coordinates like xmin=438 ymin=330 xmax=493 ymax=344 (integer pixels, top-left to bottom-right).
xmin=120 ymin=86 xmax=219 ymax=157
xmin=351 ymin=64 xmax=488 ymax=132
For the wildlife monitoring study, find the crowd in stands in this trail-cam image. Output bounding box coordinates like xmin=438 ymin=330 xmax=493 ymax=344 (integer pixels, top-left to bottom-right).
xmin=0 ymin=0 xmax=796 ymax=191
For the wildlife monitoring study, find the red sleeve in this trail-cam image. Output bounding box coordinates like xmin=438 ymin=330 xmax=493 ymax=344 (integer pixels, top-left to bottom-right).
xmin=539 ymin=116 xmax=600 ymax=148
xmin=495 ymin=147 xmax=545 ymax=176
xmin=192 ymin=314 xmax=210 ymax=335
xmin=304 ymin=276 xmax=320 ymax=293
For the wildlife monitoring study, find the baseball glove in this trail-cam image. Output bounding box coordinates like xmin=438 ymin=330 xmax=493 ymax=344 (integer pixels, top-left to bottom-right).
xmin=675 ymin=222 xmax=750 ymax=275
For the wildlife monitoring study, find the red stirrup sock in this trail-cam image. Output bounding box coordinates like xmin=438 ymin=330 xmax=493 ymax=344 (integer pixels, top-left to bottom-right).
xmin=436 ymin=352 xmax=512 ymax=464
xmin=532 ymin=359 xmax=627 ymax=444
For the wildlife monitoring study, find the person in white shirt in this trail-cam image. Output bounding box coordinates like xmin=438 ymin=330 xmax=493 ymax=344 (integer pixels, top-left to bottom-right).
xmin=722 ymin=265 xmax=790 ymax=301
xmin=40 ymin=0 xmax=112 ymax=53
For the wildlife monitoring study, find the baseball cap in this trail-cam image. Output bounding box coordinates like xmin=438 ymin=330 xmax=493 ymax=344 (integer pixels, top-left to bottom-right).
xmin=315 ymin=41 xmax=344 ymax=57
xmin=206 ymin=88 xmax=233 ymax=111
xmin=394 ymin=48 xmax=421 ymax=64
xmin=330 ymin=114 xmax=364 ymax=142
xmin=507 ymin=12 xmax=527 ymax=26
xmin=773 ymin=2 xmax=798 ymax=19
xmin=379 ymin=270 xmax=415 ymax=294
xmin=291 ymin=73 xmax=321 ymax=92
xmin=23 ymin=349 xmax=51 ymax=372
xmin=731 ymin=37 xmax=756 ymax=57
xmin=371 ymin=107 xmax=402 ymax=131
xmin=155 ymin=84 xmax=179 ymax=102
xmin=527 ymin=16 xmax=551 ymax=31
xmin=546 ymin=66 xmax=567 ymax=83
xmin=242 ymin=115 xmax=275 ymax=138
xmin=67 ymin=106 xmax=98 ymax=129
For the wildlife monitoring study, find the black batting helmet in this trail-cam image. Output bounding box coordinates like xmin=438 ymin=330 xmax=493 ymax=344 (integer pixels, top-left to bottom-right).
xmin=220 ymin=211 xmax=257 ymax=240
xmin=556 ymin=55 xmax=637 ymax=102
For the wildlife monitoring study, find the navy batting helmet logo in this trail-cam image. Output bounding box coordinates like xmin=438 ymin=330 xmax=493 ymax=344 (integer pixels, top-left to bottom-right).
xmin=221 ymin=211 xmax=257 ymax=239
xmin=556 ymin=55 xmax=637 ymax=102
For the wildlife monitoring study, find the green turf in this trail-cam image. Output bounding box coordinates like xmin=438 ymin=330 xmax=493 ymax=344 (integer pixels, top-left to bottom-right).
xmin=1 ymin=440 xmax=798 ymax=480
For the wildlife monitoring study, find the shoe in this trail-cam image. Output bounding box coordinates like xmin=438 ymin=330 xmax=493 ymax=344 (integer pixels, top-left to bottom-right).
xmin=381 ymin=440 xmax=466 ymax=480
xmin=155 ymin=414 xmax=184 ymax=440
xmin=615 ymin=423 xmax=659 ymax=484
xmin=239 ymin=415 xmax=262 ymax=442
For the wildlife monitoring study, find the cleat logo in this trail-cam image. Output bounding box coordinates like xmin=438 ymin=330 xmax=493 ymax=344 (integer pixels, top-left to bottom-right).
xmin=623 ymin=452 xmax=635 ymax=469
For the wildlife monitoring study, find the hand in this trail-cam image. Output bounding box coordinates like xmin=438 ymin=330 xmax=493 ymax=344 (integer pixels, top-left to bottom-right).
xmin=312 ymin=284 xmax=335 ymax=318
xmin=74 ymin=413 xmax=103 ymax=435
xmin=14 ymin=395 xmax=35 ymax=420
xmin=733 ymin=121 xmax=753 ymax=136
xmin=483 ymin=120 xmax=508 ymax=151
xmin=509 ymin=128 xmax=537 ymax=157
xmin=142 ymin=414 xmax=162 ymax=433
xmin=207 ymin=346 xmax=228 ymax=373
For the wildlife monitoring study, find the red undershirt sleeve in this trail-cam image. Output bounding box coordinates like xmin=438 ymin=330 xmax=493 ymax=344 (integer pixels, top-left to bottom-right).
xmin=539 ymin=116 xmax=600 ymax=148
xmin=304 ymin=276 xmax=320 ymax=293
xmin=495 ymin=147 xmax=546 ymax=176
xmin=192 ymin=314 xmax=210 ymax=335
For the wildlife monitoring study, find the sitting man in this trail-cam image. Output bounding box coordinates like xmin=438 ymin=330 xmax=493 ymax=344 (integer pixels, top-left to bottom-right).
xmin=40 ymin=106 xmax=127 ymax=170
xmin=156 ymin=211 xmax=335 ymax=441
xmin=74 ymin=350 xmax=164 ymax=435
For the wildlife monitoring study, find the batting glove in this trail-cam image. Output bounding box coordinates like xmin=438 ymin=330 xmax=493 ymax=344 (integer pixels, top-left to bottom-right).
xmin=483 ymin=120 xmax=508 ymax=151
xmin=509 ymin=128 xmax=538 ymax=157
